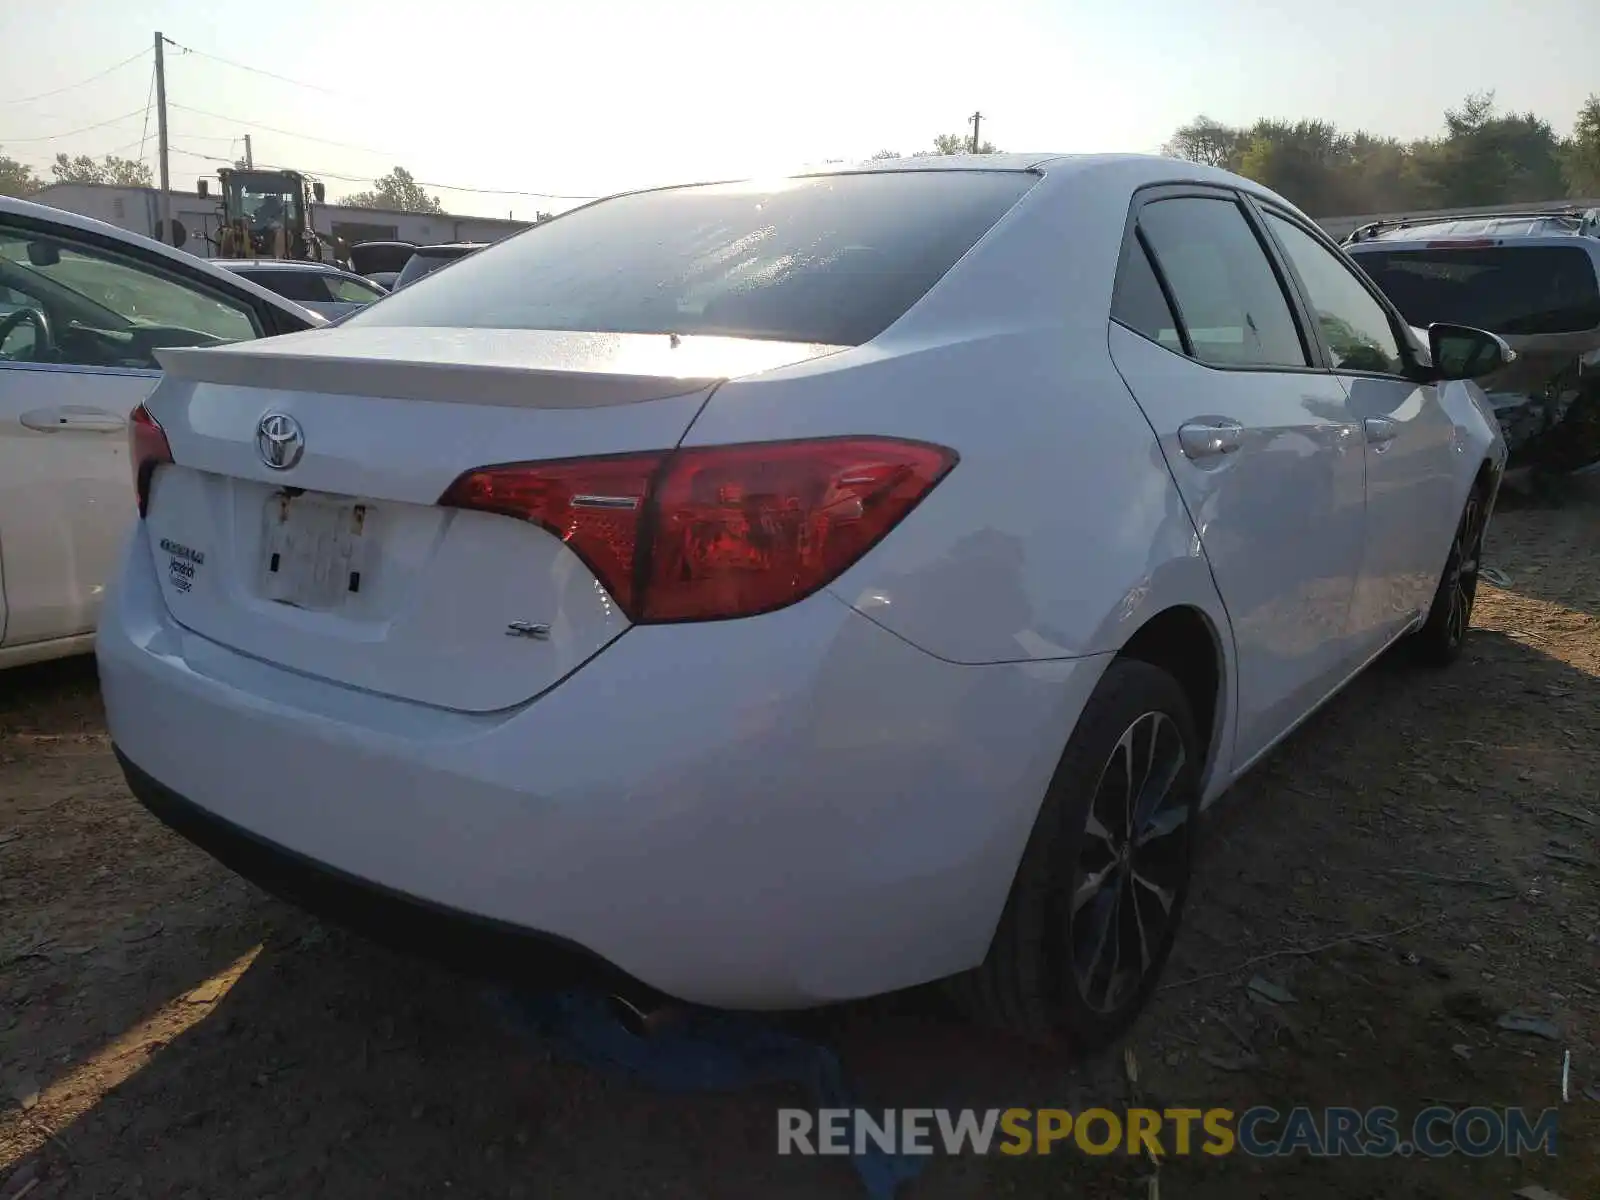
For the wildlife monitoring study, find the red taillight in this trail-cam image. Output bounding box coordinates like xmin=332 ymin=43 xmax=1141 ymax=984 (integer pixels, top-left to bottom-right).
xmin=438 ymin=437 xmax=957 ymax=623
xmin=439 ymin=451 xmax=666 ymax=615
xmin=129 ymin=403 xmax=173 ymax=518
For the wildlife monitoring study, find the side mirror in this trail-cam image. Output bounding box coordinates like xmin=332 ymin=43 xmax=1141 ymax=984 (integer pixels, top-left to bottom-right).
xmin=312 ymin=181 xmax=326 ymax=203
xmin=198 ymin=179 xmax=210 ymax=198
xmin=1428 ymin=323 xmax=1516 ymax=382
xmin=25 ymin=240 xmax=61 ymax=268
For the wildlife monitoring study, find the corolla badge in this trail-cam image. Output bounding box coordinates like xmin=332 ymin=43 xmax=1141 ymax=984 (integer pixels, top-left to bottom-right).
xmin=256 ymin=412 xmax=305 ymax=470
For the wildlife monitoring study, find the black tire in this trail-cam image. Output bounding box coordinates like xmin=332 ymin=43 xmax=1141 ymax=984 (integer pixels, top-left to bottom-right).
xmin=1411 ymin=483 xmax=1488 ymax=667
xmin=947 ymin=658 xmax=1202 ymax=1049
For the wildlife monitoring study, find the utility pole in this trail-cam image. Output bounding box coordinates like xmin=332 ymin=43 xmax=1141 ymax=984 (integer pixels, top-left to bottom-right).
xmin=244 ymin=134 xmax=253 ymax=168
xmin=969 ymin=111 xmax=984 ymax=154
xmin=154 ymin=31 xmax=173 ymax=244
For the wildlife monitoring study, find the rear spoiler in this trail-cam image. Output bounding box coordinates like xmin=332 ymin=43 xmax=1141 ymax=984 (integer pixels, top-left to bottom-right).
xmin=153 ymin=329 xmax=844 ymax=410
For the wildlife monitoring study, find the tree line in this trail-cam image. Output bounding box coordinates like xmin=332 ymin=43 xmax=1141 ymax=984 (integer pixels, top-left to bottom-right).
xmin=7 ymin=98 xmax=1598 ymax=219
xmin=1163 ymin=91 xmax=1600 ymax=217
xmin=0 ymin=152 xmax=154 ymax=192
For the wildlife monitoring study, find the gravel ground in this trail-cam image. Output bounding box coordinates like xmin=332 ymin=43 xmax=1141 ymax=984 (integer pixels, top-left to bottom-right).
xmin=2 ymin=477 xmax=1597 ymax=1200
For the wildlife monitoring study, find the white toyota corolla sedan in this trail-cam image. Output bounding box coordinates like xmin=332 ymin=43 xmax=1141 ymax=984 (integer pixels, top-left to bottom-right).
xmin=98 ymin=154 xmax=1509 ymax=1044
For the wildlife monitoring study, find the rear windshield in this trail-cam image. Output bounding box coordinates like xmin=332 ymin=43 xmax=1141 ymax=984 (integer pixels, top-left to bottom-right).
xmin=240 ymin=269 xmax=328 ymax=303
xmin=393 ymin=248 xmax=477 ymax=290
xmin=1352 ymin=245 xmax=1600 ymax=336
xmin=348 ymin=171 xmax=1037 ymax=345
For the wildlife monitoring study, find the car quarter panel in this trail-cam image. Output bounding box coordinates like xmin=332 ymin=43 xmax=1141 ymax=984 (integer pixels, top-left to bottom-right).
xmin=97 ymin=528 xmax=1111 ymax=1007
xmin=681 ymin=163 xmax=1236 ymax=673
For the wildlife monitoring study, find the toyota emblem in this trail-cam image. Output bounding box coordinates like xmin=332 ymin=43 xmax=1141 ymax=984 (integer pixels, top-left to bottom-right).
xmin=256 ymin=412 xmax=305 ymax=471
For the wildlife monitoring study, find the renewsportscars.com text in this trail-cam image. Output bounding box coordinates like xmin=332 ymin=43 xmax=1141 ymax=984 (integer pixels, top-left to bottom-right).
xmin=777 ymin=1106 xmax=1559 ymax=1158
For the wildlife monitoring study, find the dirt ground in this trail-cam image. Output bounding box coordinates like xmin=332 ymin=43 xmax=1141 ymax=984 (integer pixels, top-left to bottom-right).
xmin=2 ymin=478 xmax=1597 ymax=1200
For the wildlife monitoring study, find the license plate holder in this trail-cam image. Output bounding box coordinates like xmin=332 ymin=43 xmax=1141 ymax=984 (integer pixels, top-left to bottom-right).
xmin=261 ymin=491 xmax=370 ymax=610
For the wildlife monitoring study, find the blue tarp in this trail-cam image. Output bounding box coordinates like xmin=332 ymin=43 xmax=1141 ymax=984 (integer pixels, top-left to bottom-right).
xmin=486 ymin=988 xmax=930 ymax=1199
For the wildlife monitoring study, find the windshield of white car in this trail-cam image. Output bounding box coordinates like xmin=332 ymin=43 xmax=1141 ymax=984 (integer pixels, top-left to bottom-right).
xmin=1353 ymin=245 xmax=1600 ymax=336
xmin=0 ymin=235 xmax=255 ymax=340
xmin=0 ymin=241 xmax=132 ymax=330
xmin=349 ymin=171 xmax=1039 ymax=345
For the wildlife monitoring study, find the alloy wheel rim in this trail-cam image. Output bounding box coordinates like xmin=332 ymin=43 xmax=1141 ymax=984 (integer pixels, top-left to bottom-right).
xmin=1066 ymin=711 xmax=1191 ymax=1014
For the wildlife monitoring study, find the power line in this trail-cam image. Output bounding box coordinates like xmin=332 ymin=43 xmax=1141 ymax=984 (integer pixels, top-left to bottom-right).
xmin=105 ymin=134 xmax=154 ymax=156
xmin=0 ymin=48 xmax=150 ymax=105
xmin=0 ymin=106 xmax=149 ymax=142
xmin=162 ymin=78 xmax=600 ymax=199
xmin=9 ymin=135 xmax=152 ymax=172
xmin=169 ymin=129 xmax=250 ymax=143
xmin=138 ymin=62 xmax=156 ymax=162
xmin=167 ymin=101 xmax=401 ymax=157
xmin=161 ymin=38 xmax=343 ymax=97
xmin=169 ymin=144 xmax=601 ymax=200
xmin=398 ymin=177 xmax=602 ymax=201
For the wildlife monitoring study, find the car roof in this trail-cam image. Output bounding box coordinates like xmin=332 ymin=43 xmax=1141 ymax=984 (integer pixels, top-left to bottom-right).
xmin=210 ymin=258 xmax=359 ymax=276
xmin=412 ymin=242 xmax=489 ymax=255
xmin=611 ymin=152 xmax=1303 ymax=211
xmin=548 ymin=154 xmax=1308 ymax=232
xmin=0 ymin=194 xmax=326 ymax=323
xmin=1345 ymin=209 xmax=1600 ymax=249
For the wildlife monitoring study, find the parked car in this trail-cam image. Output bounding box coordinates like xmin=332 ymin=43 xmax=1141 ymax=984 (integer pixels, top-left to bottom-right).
xmin=347 ymin=240 xmax=417 ymax=291
xmin=212 ymin=259 xmax=388 ymax=320
xmin=1344 ymin=209 xmax=1600 ymax=477
xmin=98 ymin=156 xmax=1509 ymax=1044
xmin=391 ymin=241 xmax=488 ymax=290
xmin=0 ymin=196 xmax=324 ymax=671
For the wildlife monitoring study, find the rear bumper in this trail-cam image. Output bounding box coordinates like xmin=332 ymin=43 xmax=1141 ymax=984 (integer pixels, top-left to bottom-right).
xmin=117 ymin=748 xmax=652 ymax=1001
xmin=98 ymin=526 xmax=1107 ymax=1009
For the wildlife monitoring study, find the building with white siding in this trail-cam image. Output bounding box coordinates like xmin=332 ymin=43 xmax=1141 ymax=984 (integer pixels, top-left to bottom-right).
xmin=28 ymin=182 xmax=531 ymax=256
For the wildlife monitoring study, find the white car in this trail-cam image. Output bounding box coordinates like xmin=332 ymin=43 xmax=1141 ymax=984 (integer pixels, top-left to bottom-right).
xmin=0 ymin=196 xmax=325 ymax=670
xmin=211 ymin=259 xmax=389 ymax=320
xmin=97 ymin=156 xmax=1508 ymax=1043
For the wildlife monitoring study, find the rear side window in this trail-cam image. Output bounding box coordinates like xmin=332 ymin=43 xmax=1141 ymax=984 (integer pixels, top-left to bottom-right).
xmin=1111 ymin=237 xmax=1183 ymax=352
xmin=349 ymin=172 xmax=1039 ymax=345
xmin=1351 ymin=245 xmax=1600 ymax=336
xmin=1137 ymin=196 xmax=1308 ymax=368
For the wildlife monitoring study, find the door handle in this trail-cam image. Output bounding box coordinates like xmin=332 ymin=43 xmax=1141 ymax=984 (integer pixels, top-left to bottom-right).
xmin=20 ymin=406 xmax=127 ymax=434
xmin=1178 ymin=419 xmax=1244 ymax=460
xmin=1363 ymin=417 xmax=1398 ymax=447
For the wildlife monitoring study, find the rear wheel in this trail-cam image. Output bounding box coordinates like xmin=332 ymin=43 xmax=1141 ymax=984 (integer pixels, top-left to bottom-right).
xmin=1411 ymin=484 xmax=1488 ymax=667
xmin=949 ymin=659 xmax=1201 ymax=1048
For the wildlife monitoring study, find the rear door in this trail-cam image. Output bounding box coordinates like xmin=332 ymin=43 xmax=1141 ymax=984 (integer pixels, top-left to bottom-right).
xmin=0 ymin=212 xmax=275 ymax=647
xmin=1255 ymin=204 xmax=1459 ymax=654
xmin=1107 ymin=186 xmax=1367 ymax=768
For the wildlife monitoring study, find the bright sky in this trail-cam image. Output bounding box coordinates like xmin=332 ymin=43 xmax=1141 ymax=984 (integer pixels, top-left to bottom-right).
xmin=2 ymin=0 xmax=1595 ymax=219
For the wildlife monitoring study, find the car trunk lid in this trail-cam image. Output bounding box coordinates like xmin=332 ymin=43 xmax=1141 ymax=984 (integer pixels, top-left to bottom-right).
xmin=138 ymin=326 xmax=841 ymax=712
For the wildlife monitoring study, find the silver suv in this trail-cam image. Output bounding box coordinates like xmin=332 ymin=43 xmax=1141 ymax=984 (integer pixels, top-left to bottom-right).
xmin=392 ymin=242 xmax=488 ymax=291
xmin=1345 ymin=208 xmax=1600 ymax=477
